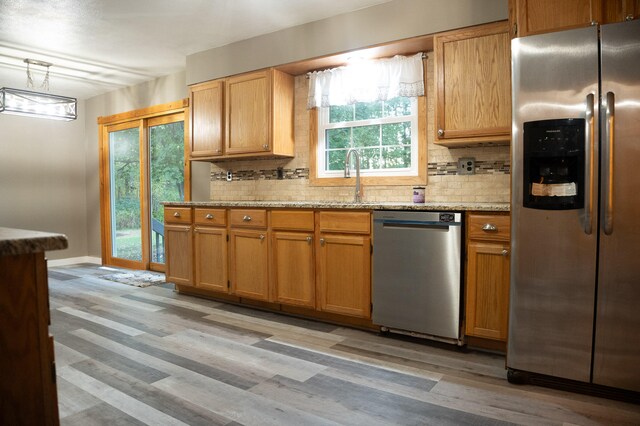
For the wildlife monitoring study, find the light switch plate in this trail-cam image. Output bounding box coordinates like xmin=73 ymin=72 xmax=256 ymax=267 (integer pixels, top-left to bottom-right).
xmin=458 ymin=157 xmax=475 ymax=175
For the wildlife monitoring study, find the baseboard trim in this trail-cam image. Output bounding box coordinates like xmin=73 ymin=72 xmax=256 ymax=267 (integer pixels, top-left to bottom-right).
xmin=48 ymin=256 xmax=102 ymax=267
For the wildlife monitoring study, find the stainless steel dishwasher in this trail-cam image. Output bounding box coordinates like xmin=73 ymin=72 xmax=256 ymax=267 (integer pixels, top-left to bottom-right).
xmin=372 ymin=210 xmax=463 ymax=345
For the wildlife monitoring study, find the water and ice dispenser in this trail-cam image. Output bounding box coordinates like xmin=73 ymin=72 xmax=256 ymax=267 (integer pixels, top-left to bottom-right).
xmin=523 ymin=118 xmax=585 ymax=210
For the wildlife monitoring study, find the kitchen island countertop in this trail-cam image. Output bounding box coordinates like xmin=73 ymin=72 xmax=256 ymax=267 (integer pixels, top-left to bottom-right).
xmin=0 ymin=227 xmax=69 ymax=256
xmin=163 ymin=200 xmax=509 ymax=212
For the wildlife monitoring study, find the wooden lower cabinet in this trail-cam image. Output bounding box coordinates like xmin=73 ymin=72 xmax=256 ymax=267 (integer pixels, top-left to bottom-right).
xmin=1 ymin=253 xmax=59 ymax=425
xmin=229 ymin=229 xmax=269 ymax=301
xmin=466 ymin=241 xmax=510 ymax=340
xmin=165 ymin=224 xmax=193 ymax=286
xmin=194 ymin=226 xmax=228 ymax=292
xmin=317 ymin=233 xmax=371 ymax=318
xmin=272 ymin=231 xmax=315 ymax=308
xmin=465 ymin=213 xmax=511 ymax=343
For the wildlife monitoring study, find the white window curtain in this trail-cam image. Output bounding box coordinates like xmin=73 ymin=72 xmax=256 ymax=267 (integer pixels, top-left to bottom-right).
xmin=307 ymin=52 xmax=424 ymax=109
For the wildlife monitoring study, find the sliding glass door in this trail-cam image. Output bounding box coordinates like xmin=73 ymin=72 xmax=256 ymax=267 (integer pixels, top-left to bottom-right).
xmin=109 ymin=123 xmax=144 ymax=265
xmin=101 ymin=106 xmax=188 ymax=272
xmin=148 ymin=115 xmax=185 ymax=269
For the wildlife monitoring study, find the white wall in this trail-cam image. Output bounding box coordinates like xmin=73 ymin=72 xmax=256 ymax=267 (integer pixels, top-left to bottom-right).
xmin=187 ymin=0 xmax=508 ymax=84
xmin=0 ymin=103 xmax=88 ymax=260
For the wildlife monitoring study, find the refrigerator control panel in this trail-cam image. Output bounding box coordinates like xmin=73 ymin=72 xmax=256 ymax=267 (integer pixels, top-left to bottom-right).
xmin=523 ymin=118 xmax=585 ymax=210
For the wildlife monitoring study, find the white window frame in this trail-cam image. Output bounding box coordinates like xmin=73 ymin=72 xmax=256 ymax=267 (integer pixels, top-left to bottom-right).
xmin=316 ymin=97 xmax=419 ymax=179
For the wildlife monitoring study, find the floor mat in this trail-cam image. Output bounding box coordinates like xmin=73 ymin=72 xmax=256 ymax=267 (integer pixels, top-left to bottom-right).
xmin=99 ymin=270 xmax=166 ymax=288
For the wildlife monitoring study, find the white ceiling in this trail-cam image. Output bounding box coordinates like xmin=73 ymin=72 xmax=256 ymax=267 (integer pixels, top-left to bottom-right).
xmin=0 ymin=0 xmax=391 ymax=100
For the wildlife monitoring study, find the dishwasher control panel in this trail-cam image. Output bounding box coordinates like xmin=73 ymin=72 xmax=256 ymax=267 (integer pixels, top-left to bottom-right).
xmin=439 ymin=213 xmax=456 ymax=223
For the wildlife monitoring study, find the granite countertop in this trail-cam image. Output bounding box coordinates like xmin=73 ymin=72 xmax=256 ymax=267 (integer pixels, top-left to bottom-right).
xmin=163 ymin=200 xmax=510 ymax=212
xmin=0 ymin=227 xmax=69 ymax=256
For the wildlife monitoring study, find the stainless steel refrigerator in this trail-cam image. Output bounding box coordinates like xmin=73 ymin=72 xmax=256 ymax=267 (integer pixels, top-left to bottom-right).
xmin=509 ymin=18 xmax=640 ymax=393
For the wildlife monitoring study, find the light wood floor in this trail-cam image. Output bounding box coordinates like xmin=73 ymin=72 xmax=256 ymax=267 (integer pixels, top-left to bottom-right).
xmin=48 ymin=264 xmax=640 ymax=425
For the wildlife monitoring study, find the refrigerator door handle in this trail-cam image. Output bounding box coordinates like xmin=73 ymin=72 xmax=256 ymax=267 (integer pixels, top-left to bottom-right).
xmin=603 ymin=91 xmax=615 ymax=235
xmin=584 ymin=93 xmax=595 ymax=235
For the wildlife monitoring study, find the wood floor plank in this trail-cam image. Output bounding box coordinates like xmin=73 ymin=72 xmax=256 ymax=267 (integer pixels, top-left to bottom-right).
xmin=56 ymin=376 xmax=101 ymax=419
xmin=70 ymin=358 xmax=232 ymax=426
xmin=253 ymin=339 xmax=438 ymax=391
xmin=58 ymin=365 xmax=189 ymax=426
xmin=54 ymin=341 xmax=89 ymax=368
xmin=69 ymin=328 xmax=259 ymax=390
xmin=57 ymin=306 xmax=145 ymax=336
xmin=55 ymin=331 xmax=170 ymax=384
xmin=153 ymin=374 xmax=339 ymax=426
xmin=265 ymin=334 xmax=445 ymax=382
xmin=160 ymin=328 xmax=327 ymax=382
xmin=61 ymin=402 xmax=147 ymax=426
xmin=431 ymin=376 xmax=640 ymax=426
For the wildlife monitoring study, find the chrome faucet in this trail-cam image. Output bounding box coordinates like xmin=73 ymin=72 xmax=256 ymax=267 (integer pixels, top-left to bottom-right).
xmin=344 ymin=148 xmax=362 ymax=203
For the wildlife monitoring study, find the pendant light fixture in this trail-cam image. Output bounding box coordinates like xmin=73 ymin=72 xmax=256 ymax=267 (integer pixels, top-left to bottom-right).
xmin=0 ymin=59 xmax=77 ymax=121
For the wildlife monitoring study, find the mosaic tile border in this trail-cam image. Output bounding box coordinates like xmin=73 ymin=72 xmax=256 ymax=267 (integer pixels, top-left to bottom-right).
xmin=210 ymin=161 xmax=510 ymax=181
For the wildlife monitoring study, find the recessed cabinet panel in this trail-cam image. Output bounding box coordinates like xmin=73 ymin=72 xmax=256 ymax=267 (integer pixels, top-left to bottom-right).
xmin=272 ymin=231 xmax=315 ymax=308
xmin=189 ymin=79 xmax=224 ymax=158
xmin=194 ymin=226 xmax=227 ymax=293
xmin=434 ymin=21 xmax=511 ymax=146
xmin=317 ymin=234 xmax=371 ymax=318
xmin=165 ymin=224 xmax=193 ymax=286
xmin=230 ymin=229 xmax=269 ymax=301
xmin=226 ymin=71 xmax=270 ymax=155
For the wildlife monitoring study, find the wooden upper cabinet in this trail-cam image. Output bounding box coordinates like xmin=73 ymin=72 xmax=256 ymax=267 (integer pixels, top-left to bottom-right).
xmin=510 ymin=0 xmax=639 ymax=38
xmin=225 ymin=69 xmax=295 ymax=158
xmin=189 ymin=79 xmax=224 ymax=158
xmin=434 ymin=21 xmax=511 ymax=147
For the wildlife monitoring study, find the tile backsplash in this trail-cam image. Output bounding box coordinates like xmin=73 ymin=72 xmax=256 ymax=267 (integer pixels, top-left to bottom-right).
xmin=206 ymin=55 xmax=510 ymax=204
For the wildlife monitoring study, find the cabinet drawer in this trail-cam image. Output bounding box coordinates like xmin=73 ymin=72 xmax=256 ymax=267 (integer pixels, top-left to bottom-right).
xmin=229 ymin=209 xmax=267 ymax=228
xmin=467 ymin=213 xmax=510 ymax=242
xmin=271 ymin=210 xmax=314 ymax=231
xmin=194 ymin=208 xmax=226 ymax=226
xmin=319 ymin=211 xmax=370 ymax=234
xmin=164 ymin=207 xmax=192 ymax=224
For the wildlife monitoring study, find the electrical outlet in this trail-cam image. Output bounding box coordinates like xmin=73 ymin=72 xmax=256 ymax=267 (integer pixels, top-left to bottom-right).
xmin=458 ymin=157 xmax=475 ymax=175
xmin=277 ymin=167 xmax=284 ymax=180
xmin=226 ymin=170 xmax=233 ymax=181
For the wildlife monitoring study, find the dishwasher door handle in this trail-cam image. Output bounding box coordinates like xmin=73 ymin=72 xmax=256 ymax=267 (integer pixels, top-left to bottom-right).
xmin=381 ymin=221 xmax=455 ymax=230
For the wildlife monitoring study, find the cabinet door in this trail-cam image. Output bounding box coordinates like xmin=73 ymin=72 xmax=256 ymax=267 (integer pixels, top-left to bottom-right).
xmin=229 ymin=229 xmax=269 ymax=301
xmin=602 ymin=0 xmax=640 ymax=23
xmin=434 ymin=21 xmax=511 ymax=145
xmin=272 ymin=231 xmax=315 ymax=308
xmin=194 ymin=226 xmax=228 ymax=293
xmin=511 ymin=0 xmax=601 ymax=37
xmin=165 ymin=224 xmax=193 ymax=286
xmin=317 ymin=234 xmax=371 ymax=318
xmin=190 ymin=80 xmax=223 ymax=157
xmin=225 ymin=71 xmax=270 ymax=155
xmin=465 ymin=241 xmax=510 ymax=341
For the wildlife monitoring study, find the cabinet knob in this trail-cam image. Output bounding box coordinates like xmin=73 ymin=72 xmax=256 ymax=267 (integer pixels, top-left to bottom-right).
xmin=242 ymin=215 xmax=252 ymax=222
xmin=306 ymin=236 xmax=313 ymax=244
xmin=502 ymin=249 xmax=509 ymax=256
xmin=259 ymin=234 xmax=265 ymax=241
xmin=262 ymin=144 xmax=269 ymax=150
xmin=482 ymin=223 xmax=497 ymax=232
xmin=437 ymin=128 xmax=444 ymax=137
xmin=216 ymin=149 xmax=222 ymax=153
xmin=173 ymin=212 xmax=181 ymax=217
xmin=319 ymin=238 xmax=325 ymax=246
xmin=205 ymin=213 xmax=214 ymax=219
